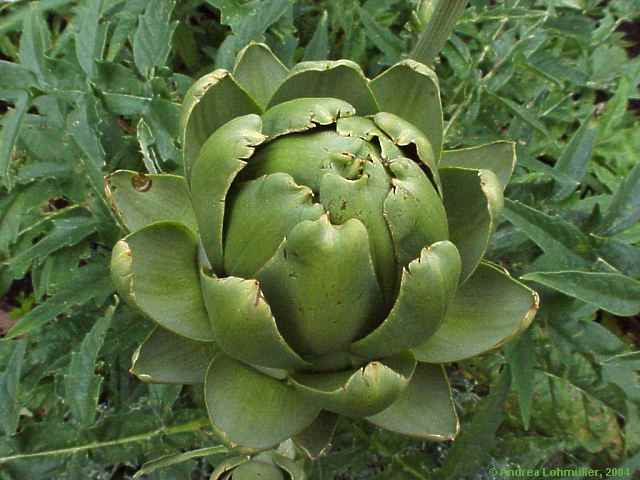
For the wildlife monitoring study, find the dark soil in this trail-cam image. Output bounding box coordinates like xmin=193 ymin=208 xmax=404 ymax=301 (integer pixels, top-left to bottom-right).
xmin=618 ymin=20 xmax=640 ymax=58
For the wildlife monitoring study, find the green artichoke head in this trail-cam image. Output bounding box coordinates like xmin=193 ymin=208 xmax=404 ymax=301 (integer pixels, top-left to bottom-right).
xmin=107 ymin=43 xmax=539 ymax=455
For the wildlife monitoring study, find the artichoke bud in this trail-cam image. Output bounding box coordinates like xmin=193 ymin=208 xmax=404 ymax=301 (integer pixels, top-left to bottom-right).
xmin=109 ymin=43 xmax=538 ymax=454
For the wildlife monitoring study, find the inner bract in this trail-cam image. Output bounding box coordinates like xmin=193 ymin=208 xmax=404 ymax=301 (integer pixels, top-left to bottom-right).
xmin=219 ymin=110 xmax=447 ymax=359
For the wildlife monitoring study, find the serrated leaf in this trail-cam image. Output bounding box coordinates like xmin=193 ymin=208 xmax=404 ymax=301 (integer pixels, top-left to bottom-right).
xmin=517 ymin=155 xmax=580 ymax=187
xmin=546 ymin=14 xmax=593 ymax=40
xmin=530 ymin=371 xmax=623 ymax=456
xmin=591 ymin=235 xmax=640 ymax=278
xmin=93 ymin=61 xmax=145 ymax=97
xmin=0 ymin=182 xmax=56 ymax=256
xmin=598 ymin=76 xmax=633 ymax=141
xmin=19 ymin=5 xmax=49 ymax=87
xmin=505 ymin=328 xmax=535 ymax=430
xmin=0 ymin=90 xmax=29 ymax=190
xmin=8 ymin=215 xmax=98 ymax=278
xmin=137 ymin=118 xmax=160 ymax=174
xmin=520 ymin=59 xmax=563 ymax=87
xmin=552 ymin=115 xmax=597 ymax=201
xmin=14 ymin=162 xmax=73 ymax=186
xmin=591 ymin=44 xmax=628 ymax=85
xmin=32 ymin=243 xmax=91 ymax=300
xmin=68 ymin=96 xmax=106 ymax=171
xmin=502 ymin=199 xmax=594 ymax=269
xmin=597 ymin=162 xmax=640 ymax=237
xmin=0 ymin=61 xmax=37 ymax=89
xmin=67 ymin=96 xmax=115 ymax=220
xmin=528 ymin=51 xmax=588 ymax=86
xmin=0 ymin=340 xmax=27 ymax=435
xmin=442 ymin=40 xmax=472 ymax=81
xmin=545 ymin=320 xmax=639 ymax=428
xmin=75 ymin=0 xmax=107 ymax=79
xmin=106 ymin=12 xmax=138 ymax=62
xmin=552 ymin=317 xmax=629 ymax=360
xmin=132 ymin=0 xmax=178 ymax=78
xmin=64 ymin=308 xmax=113 ymax=428
xmin=206 ymin=0 xmax=255 ymax=29
xmin=522 ymin=271 xmax=640 ymax=317
xmin=6 ymin=263 xmax=114 ymax=339
xmin=101 ymin=92 xmax=152 ymax=116
xmin=533 ymin=318 xmax=634 ymax=460
xmin=142 ymin=98 xmax=180 ymax=166
xmin=601 ymin=352 xmax=640 ymax=408
xmin=211 ymin=0 xmax=293 ymax=70
xmin=490 ymin=93 xmax=549 ymax=137
xmin=357 ymin=6 xmax=403 ymax=64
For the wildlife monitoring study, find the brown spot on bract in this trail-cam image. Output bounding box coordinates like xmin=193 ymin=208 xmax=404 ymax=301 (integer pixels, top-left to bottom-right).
xmin=132 ymin=173 xmax=152 ymax=192
xmin=254 ymin=287 xmax=265 ymax=307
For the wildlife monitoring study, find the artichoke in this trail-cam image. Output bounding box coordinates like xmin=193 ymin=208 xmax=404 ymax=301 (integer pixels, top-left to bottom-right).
xmin=107 ymin=43 xmax=539 ymax=455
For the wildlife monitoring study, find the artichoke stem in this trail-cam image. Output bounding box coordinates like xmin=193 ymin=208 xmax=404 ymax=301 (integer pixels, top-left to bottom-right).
xmin=410 ymin=0 xmax=467 ymax=66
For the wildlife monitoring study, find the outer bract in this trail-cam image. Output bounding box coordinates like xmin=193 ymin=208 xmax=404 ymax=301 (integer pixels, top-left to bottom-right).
xmin=108 ymin=43 xmax=539 ymax=457
xmin=209 ymin=450 xmax=305 ymax=480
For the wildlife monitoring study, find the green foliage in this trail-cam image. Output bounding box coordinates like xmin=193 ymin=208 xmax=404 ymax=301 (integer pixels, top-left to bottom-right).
xmin=0 ymin=0 xmax=638 ymax=478
xmin=440 ymin=369 xmax=511 ymax=479
xmin=133 ymin=0 xmax=178 ymax=79
xmin=64 ymin=308 xmax=113 ymax=428
xmin=0 ymin=341 xmax=27 ymax=436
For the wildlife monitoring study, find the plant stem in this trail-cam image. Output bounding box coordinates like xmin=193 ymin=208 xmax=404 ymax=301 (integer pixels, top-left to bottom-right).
xmin=133 ymin=445 xmax=230 ymax=478
xmin=410 ymin=0 xmax=468 ymax=66
xmin=0 ymin=417 xmax=211 ymax=465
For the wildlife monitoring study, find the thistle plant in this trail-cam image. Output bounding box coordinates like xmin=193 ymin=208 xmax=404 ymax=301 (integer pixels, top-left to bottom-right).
xmin=107 ymin=42 xmax=538 ymax=473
